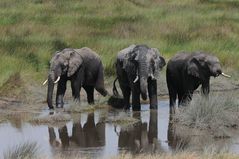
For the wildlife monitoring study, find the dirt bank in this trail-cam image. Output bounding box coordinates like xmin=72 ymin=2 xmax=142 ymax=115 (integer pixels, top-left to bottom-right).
xmin=0 ymin=70 xmax=238 ymax=110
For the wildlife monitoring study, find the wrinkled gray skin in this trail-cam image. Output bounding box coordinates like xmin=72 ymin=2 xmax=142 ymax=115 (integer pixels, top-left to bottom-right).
xmin=47 ymin=47 xmax=108 ymax=109
xmin=114 ymin=44 xmax=166 ymax=111
xmin=166 ymin=52 xmax=222 ymax=114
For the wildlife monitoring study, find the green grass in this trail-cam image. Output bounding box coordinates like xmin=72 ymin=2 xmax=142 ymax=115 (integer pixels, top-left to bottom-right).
xmin=1 ymin=0 xmax=239 ymax=91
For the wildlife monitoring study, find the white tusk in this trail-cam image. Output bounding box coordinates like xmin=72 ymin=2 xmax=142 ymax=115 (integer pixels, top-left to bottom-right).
xmin=54 ymin=76 xmax=60 ymax=83
xmin=133 ymin=75 xmax=139 ymax=83
xmin=221 ymin=72 xmax=231 ymax=78
xmin=42 ymin=79 xmax=48 ymax=85
xmin=151 ymin=74 xmax=156 ymax=80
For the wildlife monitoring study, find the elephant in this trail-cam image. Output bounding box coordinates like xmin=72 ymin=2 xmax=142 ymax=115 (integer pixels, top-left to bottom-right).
xmin=113 ymin=44 xmax=166 ymax=111
xmin=166 ymin=51 xmax=231 ymax=113
xmin=43 ymin=47 xmax=108 ymax=109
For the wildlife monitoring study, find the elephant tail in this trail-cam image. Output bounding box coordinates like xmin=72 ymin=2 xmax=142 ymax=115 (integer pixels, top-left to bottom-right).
xmin=113 ymin=77 xmax=120 ymax=97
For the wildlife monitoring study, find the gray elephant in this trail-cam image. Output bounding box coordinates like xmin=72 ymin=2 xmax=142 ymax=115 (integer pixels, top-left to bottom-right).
xmin=43 ymin=47 xmax=108 ymax=109
xmin=166 ymin=51 xmax=230 ymax=113
xmin=113 ymin=44 xmax=166 ymax=111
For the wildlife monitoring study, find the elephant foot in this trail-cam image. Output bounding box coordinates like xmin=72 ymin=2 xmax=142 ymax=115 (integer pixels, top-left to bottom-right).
xmin=132 ymin=106 xmax=141 ymax=111
xmin=56 ymin=103 xmax=64 ymax=108
xmin=48 ymin=106 xmax=54 ymax=110
xmin=123 ymin=105 xmax=131 ymax=110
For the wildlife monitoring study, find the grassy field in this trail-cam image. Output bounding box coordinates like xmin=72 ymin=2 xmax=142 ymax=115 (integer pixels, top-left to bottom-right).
xmin=1 ymin=0 xmax=239 ymax=92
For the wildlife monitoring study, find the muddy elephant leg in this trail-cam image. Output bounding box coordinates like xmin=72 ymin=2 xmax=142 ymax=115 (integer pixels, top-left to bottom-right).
xmin=132 ymin=82 xmax=141 ymax=111
xmin=148 ymin=79 xmax=158 ymax=109
xmin=84 ymin=85 xmax=95 ymax=104
xmin=121 ymin=85 xmax=131 ymax=110
xmin=56 ymin=78 xmax=67 ymax=108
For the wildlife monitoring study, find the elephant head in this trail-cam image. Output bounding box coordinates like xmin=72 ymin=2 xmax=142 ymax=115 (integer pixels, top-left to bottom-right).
xmin=125 ymin=45 xmax=166 ymax=100
xmin=187 ymin=52 xmax=230 ymax=80
xmin=45 ymin=48 xmax=83 ymax=108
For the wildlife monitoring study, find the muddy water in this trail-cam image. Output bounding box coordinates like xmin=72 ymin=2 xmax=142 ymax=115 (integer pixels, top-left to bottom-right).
xmin=0 ymin=101 xmax=238 ymax=158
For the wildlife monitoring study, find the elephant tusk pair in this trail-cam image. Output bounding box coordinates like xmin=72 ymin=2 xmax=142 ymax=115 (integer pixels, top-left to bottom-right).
xmin=221 ymin=72 xmax=231 ymax=78
xmin=133 ymin=74 xmax=156 ymax=83
xmin=42 ymin=76 xmax=61 ymax=85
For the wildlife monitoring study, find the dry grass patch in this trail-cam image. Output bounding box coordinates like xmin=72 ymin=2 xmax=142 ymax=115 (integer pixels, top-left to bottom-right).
xmin=29 ymin=112 xmax=71 ymax=127
xmin=176 ymin=93 xmax=239 ymax=137
xmin=65 ymin=100 xmax=109 ymax=113
xmin=4 ymin=142 xmax=38 ymax=159
xmin=106 ymin=112 xmax=140 ymax=129
xmin=111 ymin=152 xmax=239 ymax=159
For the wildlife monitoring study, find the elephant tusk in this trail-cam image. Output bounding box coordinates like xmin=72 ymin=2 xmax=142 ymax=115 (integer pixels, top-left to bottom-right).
xmin=133 ymin=75 xmax=139 ymax=83
xmin=221 ymin=72 xmax=231 ymax=78
xmin=42 ymin=79 xmax=48 ymax=85
xmin=54 ymin=76 xmax=60 ymax=83
xmin=151 ymin=74 xmax=156 ymax=80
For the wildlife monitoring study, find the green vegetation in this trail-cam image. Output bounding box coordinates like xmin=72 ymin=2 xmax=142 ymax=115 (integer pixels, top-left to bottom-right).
xmin=1 ymin=0 xmax=239 ymax=93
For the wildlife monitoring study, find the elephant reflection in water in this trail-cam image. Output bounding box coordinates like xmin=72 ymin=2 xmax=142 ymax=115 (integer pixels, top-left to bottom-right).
xmin=167 ymin=114 xmax=190 ymax=151
xmin=48 ymin=113 xmax=105 ymax=149
xmin=118 ymin=111 xmax=158 ymax=153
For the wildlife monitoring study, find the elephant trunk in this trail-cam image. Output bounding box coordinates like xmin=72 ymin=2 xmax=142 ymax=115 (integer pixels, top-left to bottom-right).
xmin=140 ymin=77 xmax=148 ymax=100
xmin=47 ymin=72 xmax=55 ymax=109
xmin=139 ymin=61 xmax=148 ymax=100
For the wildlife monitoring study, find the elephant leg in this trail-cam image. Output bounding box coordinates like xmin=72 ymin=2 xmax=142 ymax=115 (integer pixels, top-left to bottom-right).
xmin=181 ymin=91 xmax=193 ymax=106
xmin=148 ymin=79 xmax=158 ymax=109
xmin=132 ymin=83 xmax=141 ymax=111
xmin=71 ymin=79 xmax=81 ymax=102
xmin=56 ymin=79 xmax=67 ymax=108
xmin=84 ymin=85 xmax=95 ymax=104
xmin=201 ymin=80 xmax=210 ymax=98
xmin=121 ymin=85 xmax=131 ymax=110
xmin=178 ymin=91 xmax=184 ymax=107
xmin=167 ymin=84 xmax=177 ymax=114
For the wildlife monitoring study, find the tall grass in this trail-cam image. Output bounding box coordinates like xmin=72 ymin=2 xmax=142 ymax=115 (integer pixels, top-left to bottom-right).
xmin=176 ymin=93 xmax=239 ymax=137
xmin=1 ymin=0 xmax=239 ymax=89
xmin=3 ymin=142 xmax=38 ymax=159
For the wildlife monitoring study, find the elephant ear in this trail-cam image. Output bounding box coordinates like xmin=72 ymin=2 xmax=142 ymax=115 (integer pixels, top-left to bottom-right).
xmin=122 ymin=45 xmax=138 ymax=69
xmin=151 ymin=48 xmax=166 ymax=69
xmin=67 ymin=51 xmax=83 ymax=77
xmin=158 ymin=56 xmax=166 ymax=69
xmin=187 ymin=56 xmax=205 ymax=79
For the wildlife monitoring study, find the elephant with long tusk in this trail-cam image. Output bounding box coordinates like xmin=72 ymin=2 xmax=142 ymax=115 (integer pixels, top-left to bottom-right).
xmin=44 ymin=47 xmax=108 ymax=109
